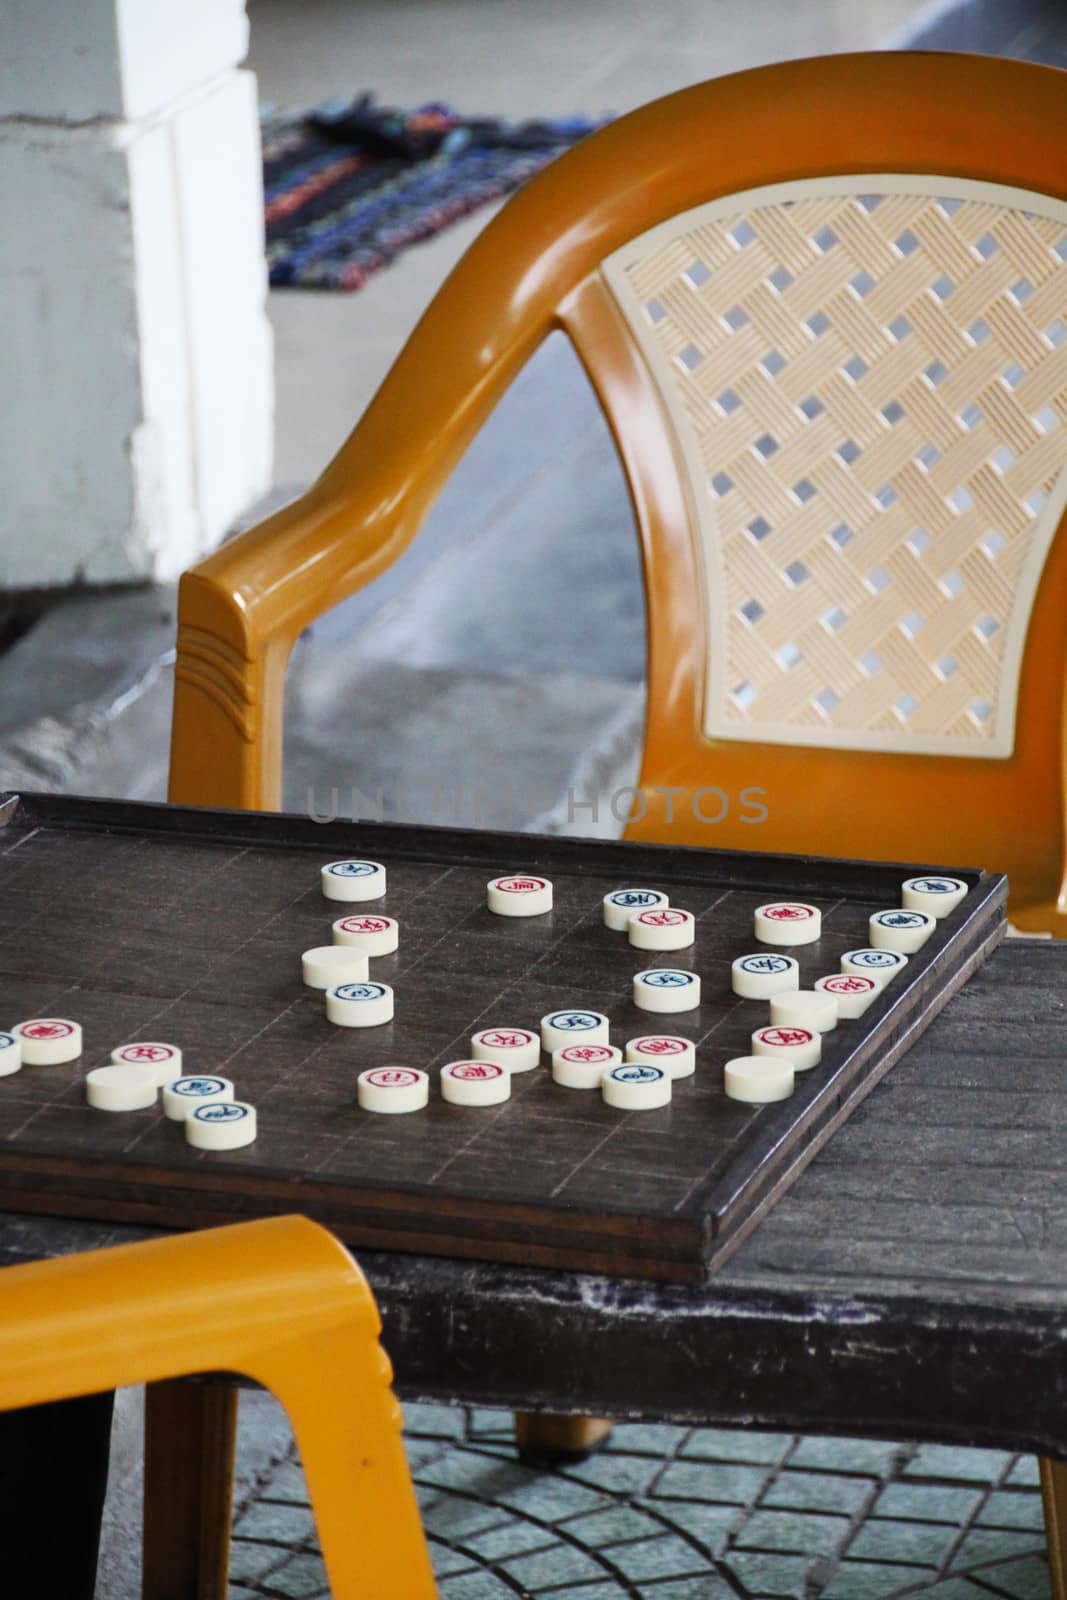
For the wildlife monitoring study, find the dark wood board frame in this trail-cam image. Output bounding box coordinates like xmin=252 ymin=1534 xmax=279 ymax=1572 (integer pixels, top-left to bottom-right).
xmin=0 ymin=792 xmax=1007 ymax=1281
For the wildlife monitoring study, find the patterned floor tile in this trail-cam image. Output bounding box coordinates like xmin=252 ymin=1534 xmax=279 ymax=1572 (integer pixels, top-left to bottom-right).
xmin=820 ymin=1558 xmax=933 ymax=1598
xmin=902 ymin=1446 xmax=1013 ymax=1484
xmin=735 ymin=1507 xmax=852 ymax=1557
xmin=873 ymin=1482 xmax=982 ymax=1525
xmin=762 ymin=1470 xmax=875 ymax=1516
xmin=225 ymin=1405 xmax=1050 ymax=1598
xmin=790 ymin=1436 xmax=910 ymax=1476
xmin=979 ymin=1491 xmax=1049 ymax=1532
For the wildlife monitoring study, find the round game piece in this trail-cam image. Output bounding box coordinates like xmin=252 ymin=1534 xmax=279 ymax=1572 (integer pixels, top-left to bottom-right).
xmin=815 ymin=973 xmax=879 ymax=1019
xmin=321 ymin=859 xmax=386 ymax=902
xmin=632 ymin=968 xmax=701 ymax=1014
xmin=325 ymin=981 xmax=394 ymax=1028
xmin=869 ymin=908 xmax=936 ymax=954
xmin=110 ymin=1042 xmax=184 ymax=1085
xmin=0 ymin=1033 xmax=22 ymax=1077
xmin=85 ymin=1063 xmax=158 ymax=1112
xmin=769 ymin=989 xmax=838 ymax=1034
xmin=552 ymin=1043 xmax=623 ymax=1089
xmin=602 ymin=888 xmax=670 ymax=931
xmin=902 ymin=875 xmax=968 ymax=918
xmin=440 ymin=1060 xmax=511 ymax=1106
xmin=357 ymin=1067 xmax=429 ymax=1114
xmin=731 ymin=953 xmax=800 ymax=1000
xmin=602 ymin=1063 xmax=672 ymax=1110
xmin=470 ymin=1027 xmax=540 ymax=1073
xmin=725 ymin=1055 xmax=794 ymax=1104
xmin=627 ymin=908 xmax=696 ymax=951
xmin=487 ymin=874 xmax=553 ymax=917
xmin=625 ymin=1035 xmax=696 ymax=1079
xmin=14 ymin=1019 xmax=82 ymax=1066
xmin=163 ymin=1075 xmax=234 ymax=1122
xmin=186 ymin=1101 xmax=257 ymax=1150
xmin=301 ymin=945 xmax=370 ymax=989
xmin=331 ymin=913 xmax=399 ymax=956
xmin=751 ymin=1023 xmax=821 ymax=1072
xmin=840 ymin=948 xmax=909 ymax=987
xmin=540 ymin=1009 xmax=610 ymax=1054
xmin=754 ymin=902 xmax=822 ymax=946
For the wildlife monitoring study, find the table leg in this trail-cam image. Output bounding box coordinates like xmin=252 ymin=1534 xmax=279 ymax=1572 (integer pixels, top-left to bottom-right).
xmin=514 ymin=1411 xmax=614 ymax=1461
xmin=0 ymin=1390 xmax=114 ymax=1600
xmin=143 ymin=1378 xmax=237 ymax=1600
xmin=1041 ymin=1457 xmax=1067 ymax=1599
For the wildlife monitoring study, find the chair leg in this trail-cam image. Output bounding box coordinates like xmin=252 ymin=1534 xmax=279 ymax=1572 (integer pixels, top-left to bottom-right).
xmin=1041 ymin=1457 xmax=1067 ymax=1599
xmin=265 ymin=1338 xmax=436 ymax=1598
xmin=143 ymin=1378 xmax=237 ymax=1600
xmin=514 ymin=1411 xmax=614 ymax=1461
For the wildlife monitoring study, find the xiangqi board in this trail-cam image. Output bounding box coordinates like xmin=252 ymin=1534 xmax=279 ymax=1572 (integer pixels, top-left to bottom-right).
xmin=0 ymin=793 xmax=1006 ymax=1281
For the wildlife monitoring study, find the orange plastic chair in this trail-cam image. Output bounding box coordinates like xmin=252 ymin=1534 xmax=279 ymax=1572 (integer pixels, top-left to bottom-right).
xmin=170 ymin=51 xmax=1067 ymax=932
xmin=0 ymin=1216 xmax=435 ymax=1600
xmin=167 ymin=48 xmax=1067 ymax=1582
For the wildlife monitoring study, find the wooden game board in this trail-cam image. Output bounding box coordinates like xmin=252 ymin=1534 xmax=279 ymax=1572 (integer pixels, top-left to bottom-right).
xmin=0 ymin=792 xmax=1006 ymax=1282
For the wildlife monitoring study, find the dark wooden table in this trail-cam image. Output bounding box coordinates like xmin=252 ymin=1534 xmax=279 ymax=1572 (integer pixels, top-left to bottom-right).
xmin=3 ymin=936 xmax=1065 ymax=1462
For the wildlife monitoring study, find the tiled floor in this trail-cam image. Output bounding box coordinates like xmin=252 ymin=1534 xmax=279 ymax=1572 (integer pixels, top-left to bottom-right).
xmin=228 ymin=1404 xmax=1050 ymax=1599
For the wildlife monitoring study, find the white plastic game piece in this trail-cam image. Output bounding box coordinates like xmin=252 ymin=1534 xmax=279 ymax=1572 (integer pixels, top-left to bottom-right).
xmin=441 ymin=1060 xmax=511 ymax=1106
xmin=840 ymin=948 xmax=909 ymax=987
xmin=552 ymin=1043 xmax=623 ymax=1089
xmin=321 ymin=859 xmax=386 ymax=902
xmin=14 ymin=1019 xmax=82 ymax=1065
xmin=331 ymin=913 xmax=399 ymax=956
xmin=85 ymin=1064 xmax=158 ymax=1112
xmin=540 ymin=1009 xmax=610 ymax=1053
xmin=632 ymin=969 xmax=701 ymax=1013
xmin=163 ymin=1076 xmax=234 ymax=1121
xmin=627 ymin=908 xmax=695 ymax=951
xmin=325 ymin=981 xmax=394 ymax=1028
xmin=110 ymin=1042 xmax=184 ymax=1085
xmin=751 ymin=1024 xmax=822 ymax=1072
xmin=0 ymin=1033 xmax=21 ymax=1076
xmin=602 ymin=1062 xmax=672 ymax=1110
xmin=357 ymin=1067 xmax=429 ymax=1114
xmin=731 ymin=953 xmax=800 ymax=1000
xmin=602 ymin=888 xmax=669 ymax=931
xmin=869 ymin=908 xmax=936 ymax=953
xmin=487 ymin=874 xmax=553 ymax=917
xmin=724 ymin=1055 xmax=794 ymax=1104
xmin=186 ymin=1101 xmax=257 ymax=1150
xmin=902 ymin=875 xmax=968 ymax=918
xmin=815 ymin=973 xmax=879 ymax=1019
xmin=301 ymin=945 xmax=370 ymax=989
xmin=769 ymin=989 xmax=838 ymax=1033
xmin=754 ymin=902 xmax=822 ymax=946
xmin=470 ymin=1027 xmax=540 ymax=1073
xmin=625 ymin=1035 xmax=696 ymax=1079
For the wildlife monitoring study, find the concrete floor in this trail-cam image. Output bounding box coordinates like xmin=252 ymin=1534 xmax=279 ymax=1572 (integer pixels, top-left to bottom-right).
xmin=249 ymin=0 xmax=929 ymax=482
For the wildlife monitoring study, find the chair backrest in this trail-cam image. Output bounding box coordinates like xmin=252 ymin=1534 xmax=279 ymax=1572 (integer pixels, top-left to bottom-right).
xmin=169 ymin=53 xmax=1067 ymax=922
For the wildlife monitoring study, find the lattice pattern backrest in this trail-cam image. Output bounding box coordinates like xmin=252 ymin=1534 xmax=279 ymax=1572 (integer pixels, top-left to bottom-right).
xmin=601 ymin=178 xmax=1067 ymax=757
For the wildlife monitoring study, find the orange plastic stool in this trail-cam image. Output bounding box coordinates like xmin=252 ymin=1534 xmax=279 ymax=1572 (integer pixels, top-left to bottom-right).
xmin=0 ymin=1216 xmax=435 ymax=1600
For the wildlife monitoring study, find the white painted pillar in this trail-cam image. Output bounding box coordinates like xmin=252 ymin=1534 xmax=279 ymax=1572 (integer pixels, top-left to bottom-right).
xmin=0 ymin=0 xmax=273 ymax=588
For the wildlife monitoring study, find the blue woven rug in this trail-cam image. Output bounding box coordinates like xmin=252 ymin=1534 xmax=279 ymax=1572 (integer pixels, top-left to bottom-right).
xmin=262 ymin=95 xmax=608 ymax=291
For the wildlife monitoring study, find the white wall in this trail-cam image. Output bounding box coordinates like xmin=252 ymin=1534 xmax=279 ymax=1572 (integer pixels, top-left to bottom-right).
xmin=0 ymin=0 xmax=272 ymax=588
